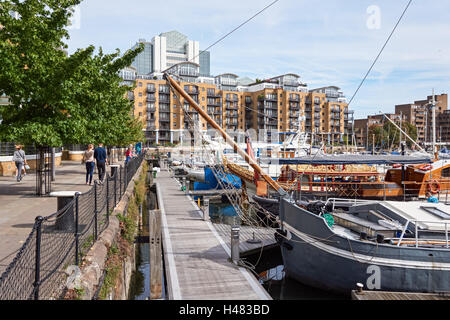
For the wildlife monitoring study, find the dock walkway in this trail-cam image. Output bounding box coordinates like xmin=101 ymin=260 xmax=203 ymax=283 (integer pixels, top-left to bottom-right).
xmin=156 ymin=168 xmax=272 ymax=300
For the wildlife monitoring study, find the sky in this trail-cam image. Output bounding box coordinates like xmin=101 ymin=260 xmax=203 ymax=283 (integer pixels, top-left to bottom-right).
xmin=66 ymin=0 xmax=450 ymax=119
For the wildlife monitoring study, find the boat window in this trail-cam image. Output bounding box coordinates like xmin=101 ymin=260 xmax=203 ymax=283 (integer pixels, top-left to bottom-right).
xmin=420 ymin=206 xmax=450 ymax=220
xmin=442 ymin=167 xmax=450 ymax=178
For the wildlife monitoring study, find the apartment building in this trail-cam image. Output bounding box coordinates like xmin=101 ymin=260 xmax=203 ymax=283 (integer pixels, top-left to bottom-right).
xmin=124 ymin=62 xmax=353 ymax=145
xmin=395 ymin=94 xmax=448 ymax=144
xmin=353 ymin=93 xmax=449 ymax=148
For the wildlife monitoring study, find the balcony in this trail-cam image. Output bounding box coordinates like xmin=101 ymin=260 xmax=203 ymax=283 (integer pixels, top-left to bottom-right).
xmin=226 ymin=105 xmax=238 ymax=110
xmin=289 ymin=96 xmax=300 ymax=102
xmin=147 ymin=106 xmax=156 ymax=113
xmin=264 ymin=104 xmax=278 ymax=110
xmin=147 ymin=86 xmax=156 ymax=93
xmin=146 ymin=96 xmax=156 ymax=102
xmin=187 ymin=87 xmax=199 ymax=95
xmin=207 ymin=91 xmax=220 ymax=98
xmin=159 ymin=96 xmax=170 ymax=103
xmin=225 ymin=96 xmax=239 ymax=102
xmin=290 ymin=105 xmax=300 ymax=111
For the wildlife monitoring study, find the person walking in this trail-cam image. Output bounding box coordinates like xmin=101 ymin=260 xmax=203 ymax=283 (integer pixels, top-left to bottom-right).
xmin=82 ymin=144 xmax=95 ymax=185
xmin=13 ymin=145 xmax=27 ymax=182
xmin=125 ymin=145 xmax=133 ymax=164
xmin=94 ymin=143 xmax=108 ymax=182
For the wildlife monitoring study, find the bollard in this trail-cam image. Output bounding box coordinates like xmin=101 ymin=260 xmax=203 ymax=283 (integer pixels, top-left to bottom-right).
xmin=231 ymin=225 xmax=240 ymax=265
xmin=356 ymin=283 xmax=364 ymax=294
xmin=203 ymin=198 xmax=209 ymax=221
xmin=185 ymin=179 xmax=190 ymax=194
xmin=182 ymin=177 xmax=186 ymax=192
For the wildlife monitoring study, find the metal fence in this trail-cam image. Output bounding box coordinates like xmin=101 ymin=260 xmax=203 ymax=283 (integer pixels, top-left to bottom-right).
xmin=0 ymin=152 xmax=145 ymax=300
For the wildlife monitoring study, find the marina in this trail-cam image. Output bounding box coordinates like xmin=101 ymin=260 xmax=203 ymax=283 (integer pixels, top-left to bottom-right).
xmin=2 ymin=0 xmax=450 ymax=306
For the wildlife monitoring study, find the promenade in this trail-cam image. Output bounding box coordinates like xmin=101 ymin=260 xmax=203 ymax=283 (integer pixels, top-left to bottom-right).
xmin=0 ymin=161 xmax=116 ymax=274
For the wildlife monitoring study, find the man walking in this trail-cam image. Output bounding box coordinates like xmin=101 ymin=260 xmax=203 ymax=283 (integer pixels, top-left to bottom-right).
xmin=94 ymin=143 xmax=108 ymax=181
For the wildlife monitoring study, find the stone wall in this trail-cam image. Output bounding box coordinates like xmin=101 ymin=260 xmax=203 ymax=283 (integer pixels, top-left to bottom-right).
xmin=0 ymin=153 xmax=62 ymax=176
xmin=72 ymin=162 xmax=145 ymax=300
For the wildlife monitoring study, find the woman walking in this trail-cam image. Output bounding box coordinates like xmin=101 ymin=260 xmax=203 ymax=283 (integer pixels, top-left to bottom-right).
xmin=13 ymin=145 xmax=27 ymax=182
xmin=82 ymin=144 xmax=95 ymax=185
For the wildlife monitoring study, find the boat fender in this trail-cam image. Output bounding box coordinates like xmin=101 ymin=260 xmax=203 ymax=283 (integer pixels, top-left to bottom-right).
xmin=323 ymin=213 xmax=334 ymax=228
xmin=419 ymin=164 xmax=432 ymax=171
xmin=427 ymin=180 xmax=440 ymax=194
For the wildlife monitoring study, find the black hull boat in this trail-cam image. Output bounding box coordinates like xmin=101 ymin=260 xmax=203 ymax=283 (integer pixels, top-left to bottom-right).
xmin=276 ymin=198 xmax=450 ymax=294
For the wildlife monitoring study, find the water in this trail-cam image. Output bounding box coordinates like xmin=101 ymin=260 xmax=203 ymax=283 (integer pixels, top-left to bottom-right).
xmin=261 ymin=266 xmax=348 ymax=300
xmin=128 ymin=242 xmax=150 ymax=300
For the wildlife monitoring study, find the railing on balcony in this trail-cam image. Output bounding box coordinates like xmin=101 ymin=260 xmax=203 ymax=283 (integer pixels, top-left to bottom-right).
xmin=158 ymin=96 xmax=170 ymax=103
xmin=147 ymin=85 xmax=156 ymax=93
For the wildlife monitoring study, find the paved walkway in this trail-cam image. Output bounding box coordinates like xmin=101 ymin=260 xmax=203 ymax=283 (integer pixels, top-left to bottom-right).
xmin=157 ymin=169 xmax=271 ymax=300
xmin=0 ymin=161 xmax=121 ymax=274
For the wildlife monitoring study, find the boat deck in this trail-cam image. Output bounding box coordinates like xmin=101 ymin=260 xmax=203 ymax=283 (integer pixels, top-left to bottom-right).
xmin=352 ymin=290 xmax=450 ymax=300
xmin=156 ymin=168 xmax=273 ymax=300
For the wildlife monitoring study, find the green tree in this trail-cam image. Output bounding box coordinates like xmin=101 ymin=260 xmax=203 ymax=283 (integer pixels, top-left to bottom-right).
xmin=368 ymin=122 xmax=417 ymax=151
xmin=0 ymin=0 xmax=143 ymax=193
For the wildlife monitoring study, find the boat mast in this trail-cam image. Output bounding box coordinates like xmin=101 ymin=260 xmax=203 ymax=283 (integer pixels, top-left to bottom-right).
xmin=432 ymin=89 xmax=437 ymax=157
xmin=164 ymin=73 xmax=287 ymax=196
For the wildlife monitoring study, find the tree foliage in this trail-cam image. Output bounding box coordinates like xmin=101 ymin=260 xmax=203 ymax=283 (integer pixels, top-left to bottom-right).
xmin=368 ymin=121 xmax=417 ymax=150
xmin=0 ymin=0 xmax=144 ymax=147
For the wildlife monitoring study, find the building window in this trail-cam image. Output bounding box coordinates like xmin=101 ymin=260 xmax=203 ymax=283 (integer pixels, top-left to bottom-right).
xmin=139 ymin=92 xmax=143 ymax=97
xmin=138 ymin=82 xmax=142 ymax=87
xmin=139 ymin=103 xmax=142 ymax=107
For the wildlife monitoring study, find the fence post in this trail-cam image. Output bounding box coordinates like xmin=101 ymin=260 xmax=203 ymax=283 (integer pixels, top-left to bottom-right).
xmin=33 ymin=216 xmax=44 ymax=300
xmin=119 ymin=166 xmax=122 ymax=198
xmin=114 ymin=172 xmax=117 ymax=207
xmin=75 ymin=192 xmax=80 ymax=266
xmin=94 ymin=182 xmax=98 ymax=241
xmin=106 ymin=177 xmax=110 ymax=222
xmin=124 ymin=164 xmax=128 ymax=189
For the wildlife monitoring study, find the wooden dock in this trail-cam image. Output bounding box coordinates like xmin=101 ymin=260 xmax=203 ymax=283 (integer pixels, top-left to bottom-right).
xmin=156 ymin=169 xmax=272 ymax=300
xmin=352 ymin=290 xmax=450 ymax=300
